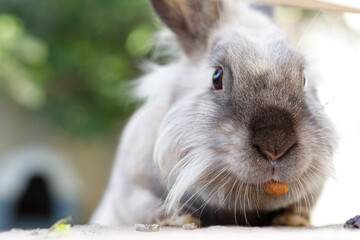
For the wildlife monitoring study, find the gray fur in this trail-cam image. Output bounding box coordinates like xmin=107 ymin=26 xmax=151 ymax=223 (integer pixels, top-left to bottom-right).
xmin=91 ymin=0 xmax=336 ymax=226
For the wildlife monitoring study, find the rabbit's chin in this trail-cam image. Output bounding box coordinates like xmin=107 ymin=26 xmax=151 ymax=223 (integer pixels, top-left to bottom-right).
xmin=203 ymin=164 xmax=323 ymax=202
xmin=195 ymin=173 xmax=322 ymax=213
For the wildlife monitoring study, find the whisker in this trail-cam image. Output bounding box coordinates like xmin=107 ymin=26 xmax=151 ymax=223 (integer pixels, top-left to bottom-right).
xmin=243 ymin=183 xmax=249 ymax=226
xmin=216 ymin=174 xmax=235 ymax=210
xmin=180 ymin=169 xmax=228 ymax=215
xmin=297 ymin=11 xmax=321 ymax=50
xmin=196 ymin=171 xmax=232 ymax=219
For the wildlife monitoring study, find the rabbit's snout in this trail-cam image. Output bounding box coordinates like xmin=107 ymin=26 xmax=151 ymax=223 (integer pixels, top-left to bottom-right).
xmin=250 ymin=106 xmax=297 ymax=163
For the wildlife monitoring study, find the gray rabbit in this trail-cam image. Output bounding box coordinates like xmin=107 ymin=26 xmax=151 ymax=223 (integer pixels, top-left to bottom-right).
xmin=91 ymin=0 xmax=337 ymax=227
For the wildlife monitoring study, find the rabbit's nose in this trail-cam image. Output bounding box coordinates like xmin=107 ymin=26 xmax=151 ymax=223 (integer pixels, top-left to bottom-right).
xmin=250 ymin=106 xmax=297 ymax=162
xmin=256 ymin=144 xmax=296 ymax=162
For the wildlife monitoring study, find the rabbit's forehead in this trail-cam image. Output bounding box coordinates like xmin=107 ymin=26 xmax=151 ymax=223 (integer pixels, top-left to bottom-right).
xmin=209 ymin=32 xmax=305 ymax=84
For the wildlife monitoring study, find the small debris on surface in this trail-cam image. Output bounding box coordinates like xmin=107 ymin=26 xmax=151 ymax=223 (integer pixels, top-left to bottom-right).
xmin=344 ymin=215 xmax=360 ymax=229
xmin=182 ymin=222 xmax=198 ymax=230
xmin=47 ymin=216 xmax=72 ymax=238
xmin=135 ymin=224 xmax=160 ymax=232
xmin=29 ymin=228 xmax=40 ymax=236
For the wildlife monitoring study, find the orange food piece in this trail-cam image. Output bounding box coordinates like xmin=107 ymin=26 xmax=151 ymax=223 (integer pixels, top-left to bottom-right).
xmin=263 ymin=180 xmax=289 ymax=196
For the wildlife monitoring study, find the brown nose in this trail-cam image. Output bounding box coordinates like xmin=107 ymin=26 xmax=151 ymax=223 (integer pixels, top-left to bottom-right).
xmin=256 ymin=144 xmax=295 ymax=162
xmin=250 ymin=107 xmax=297 ymax=162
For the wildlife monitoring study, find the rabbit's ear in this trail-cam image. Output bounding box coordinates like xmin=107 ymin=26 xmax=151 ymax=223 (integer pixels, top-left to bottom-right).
xmin=150 ymin=0 xmax=221 ymax=56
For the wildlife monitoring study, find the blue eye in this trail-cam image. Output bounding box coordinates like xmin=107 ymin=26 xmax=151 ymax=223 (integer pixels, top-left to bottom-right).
xmin=212 ymin=67 xmax=223 ymax=90
xmin=303 ymin=74 xmax=307 ymax=89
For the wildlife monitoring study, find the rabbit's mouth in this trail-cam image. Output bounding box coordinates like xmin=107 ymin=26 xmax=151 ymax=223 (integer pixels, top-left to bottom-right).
xmin=271 ymin=166 xmax=282 ymax=182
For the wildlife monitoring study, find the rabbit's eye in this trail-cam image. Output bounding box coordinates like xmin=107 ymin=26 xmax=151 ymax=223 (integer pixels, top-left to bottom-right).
xmin=212 ymin=67 xmax=223 ymax=90
xmin=302 ymin=73 xmax=307 ymax=89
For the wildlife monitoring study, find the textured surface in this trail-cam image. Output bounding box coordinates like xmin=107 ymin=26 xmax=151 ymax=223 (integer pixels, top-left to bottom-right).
xmin=1 ymin=224 xmax=360 ymax=240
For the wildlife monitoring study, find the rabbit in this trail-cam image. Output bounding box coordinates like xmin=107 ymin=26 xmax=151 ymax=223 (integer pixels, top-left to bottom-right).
xmin=90 ymin=0 xmax=337 ymax=227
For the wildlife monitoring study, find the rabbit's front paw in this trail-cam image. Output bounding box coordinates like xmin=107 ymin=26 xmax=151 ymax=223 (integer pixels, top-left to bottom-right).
xmin=344 ymin=215 xmax=360 ymax=228
xmin=271 ymin=205 xmax=310 ymax=227
xmin=157 ymin=214 xmax=201 ymax=228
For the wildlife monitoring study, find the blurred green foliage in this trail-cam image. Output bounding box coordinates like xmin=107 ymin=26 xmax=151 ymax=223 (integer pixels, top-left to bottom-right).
xmin=0 ymin=0 xmax=157 ymax=136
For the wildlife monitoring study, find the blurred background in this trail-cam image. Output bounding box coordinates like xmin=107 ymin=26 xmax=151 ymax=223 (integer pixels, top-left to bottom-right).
xmin=0 ymin=0 xmax=156 ymax=230
xmin=0 ymin=0 xmax=359 ymax=230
